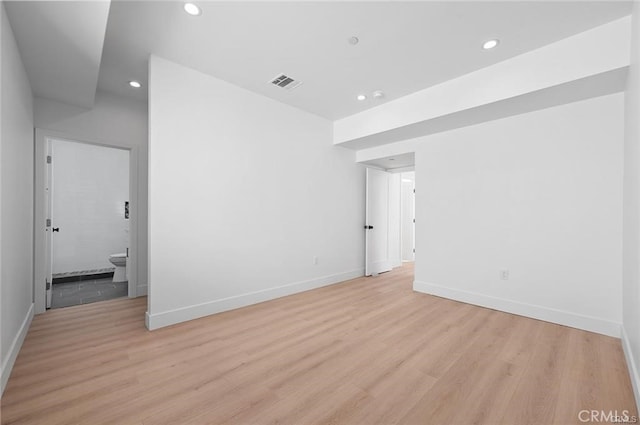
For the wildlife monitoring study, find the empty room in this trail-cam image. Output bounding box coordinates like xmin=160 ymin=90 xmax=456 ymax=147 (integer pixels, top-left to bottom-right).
xmin=1 ymin=1 xmax=640 ymax=424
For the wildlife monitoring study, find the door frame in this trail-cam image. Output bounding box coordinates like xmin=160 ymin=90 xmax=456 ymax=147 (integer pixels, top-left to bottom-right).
xmin=45 ymin=139 xmax=53 ymax=308
xmin=34 ymin=128 xmax=140 ymax=314
xmin=400 ymin=171 xmax=416 ymax=262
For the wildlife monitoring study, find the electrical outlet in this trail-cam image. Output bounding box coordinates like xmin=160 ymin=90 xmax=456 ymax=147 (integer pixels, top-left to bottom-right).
xmin=500 ymin=269 xmax=509 ymax=280
xmin=313 ymin=256 xmax=319 ymax=265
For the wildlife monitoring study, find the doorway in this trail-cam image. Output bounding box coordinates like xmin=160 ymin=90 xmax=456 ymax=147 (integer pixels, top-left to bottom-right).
xmin=362 ymin=156 xmax=415 ymax=280
xmin=48 ymin=139 xmax=130 ymax=308
xmin=34 ymin=132 xmax=138 ymax=313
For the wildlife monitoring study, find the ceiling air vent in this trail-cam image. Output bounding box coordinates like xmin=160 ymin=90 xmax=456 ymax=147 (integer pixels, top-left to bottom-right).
xmin=269 ymin=73 xmax=302 ymax=90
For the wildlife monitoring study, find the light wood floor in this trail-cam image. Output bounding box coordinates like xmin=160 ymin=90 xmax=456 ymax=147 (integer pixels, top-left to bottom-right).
xmin=2 ymin=264 xmax=637 ymax=425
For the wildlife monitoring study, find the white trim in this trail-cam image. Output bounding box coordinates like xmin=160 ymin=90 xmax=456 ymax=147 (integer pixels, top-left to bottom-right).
xmin=622 ymin=326 xmax=640 ymax=413
xmin=33 ymin=128 xmax=142 ymax=314
xmin=1 ymin=303 xmax=34 ymax=394
xmin=136 ymin=284 xmax=148 ymax=296
xmin=388 ymin=166 xmax=415 ymax=173
xmin=127 ymin=146 xmax=139 ymax=298
xmin=363 ymin=164 xmax=386 ymax=172
xmin=413 ymin=280 xmax=621 ymax=337
xmin=33 ymin=131 xmax=47 ymax=313
xmin=147 ymin=269 xmax=364 ymax=330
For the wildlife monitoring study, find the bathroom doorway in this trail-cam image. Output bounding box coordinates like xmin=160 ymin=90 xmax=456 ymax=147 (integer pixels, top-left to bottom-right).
xmin=45 ymin=139 xmax=131 ymax=309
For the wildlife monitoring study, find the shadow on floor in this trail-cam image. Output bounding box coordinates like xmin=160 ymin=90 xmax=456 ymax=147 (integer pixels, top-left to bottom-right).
xmin=51 ymin=278 xmax=127 ymax=309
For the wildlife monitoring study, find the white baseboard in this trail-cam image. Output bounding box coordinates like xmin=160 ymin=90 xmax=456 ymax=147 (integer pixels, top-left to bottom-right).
xmin=146 ymin=269 xmax=364 ymax=330
xmin=136 ymin=284 xmax=148 ymax=296
xmin=622 ymin=326 xmax=640 ymax=413
xmin=413 ymin=280 xmax=621 ymax=337
xmin=1 ymin=303 xmax=34 ymax=395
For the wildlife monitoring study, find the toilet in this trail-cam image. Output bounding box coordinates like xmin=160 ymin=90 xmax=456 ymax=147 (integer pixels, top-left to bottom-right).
xmin=108 ymin=253 xmax=127 ymax=282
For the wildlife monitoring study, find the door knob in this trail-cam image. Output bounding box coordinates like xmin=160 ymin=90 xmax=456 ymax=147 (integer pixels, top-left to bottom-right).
xmin=364 ymin=225 xmax=374 ymax=230
xmin=52 ymin=227 xmax=60 ymax=232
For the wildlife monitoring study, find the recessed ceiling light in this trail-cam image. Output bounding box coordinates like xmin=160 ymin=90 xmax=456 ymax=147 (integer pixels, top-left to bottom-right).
xmin=128 ymin=80 xmax=141 ymax=88
xmin=357 ymin=94 xmax=367 ymax=101
xmin=483 ymin=39 xmax=499 ymax=50
xmin=348 ymin=36 xmax=359 ymax=45
xmin=373 ymin=90 xmax=385 ymax=99
xmin=184 ymin=2 xmax=202 ymax=16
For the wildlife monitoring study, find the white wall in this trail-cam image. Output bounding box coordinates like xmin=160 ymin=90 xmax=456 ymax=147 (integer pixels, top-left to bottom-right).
xmin=622 ymin=0 xmax=640 ymax=410
xmin=1 ymin=2 xmax=4 ymax=393
xmin=34 ymin=92 xmax=148 ymax=294
xmin=401 ymin=172 xmax=415 ymax=262
xmin=147 ymin=56 xmax=365 ymax=329
xmin=413 ymin=93 xmax=624 ymax=337
xmin=51 ymin=140 xmax=129 ymax=274
xmin=1 ymin=3 xmax=34 ymax=393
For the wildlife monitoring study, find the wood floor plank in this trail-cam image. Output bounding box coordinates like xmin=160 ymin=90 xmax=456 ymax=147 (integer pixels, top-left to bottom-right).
xmin=499 ymin=321 xmax=572 ymax=425
xmin=2 ymin=264 xmax=637 ymax=425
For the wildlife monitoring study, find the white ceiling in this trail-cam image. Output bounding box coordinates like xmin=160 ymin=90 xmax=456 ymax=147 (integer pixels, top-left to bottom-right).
xmin=4 ymin=1 xmax=632 ymax=119
xmin=97 ymin=1 xmax=632 ymax=120
xmin=5 ymin=1 xmax=110 ymax=108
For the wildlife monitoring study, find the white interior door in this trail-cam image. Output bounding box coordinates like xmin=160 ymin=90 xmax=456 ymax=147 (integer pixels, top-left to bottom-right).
xmin=45 ymin=140 xmax=53 ymax=308
xmin=365 ymin=168 xmax=391 ymax=276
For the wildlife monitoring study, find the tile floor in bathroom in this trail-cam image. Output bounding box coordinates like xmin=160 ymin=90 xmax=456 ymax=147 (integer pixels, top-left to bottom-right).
xmin=51 ymin=278 xmax=128 ymax=309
